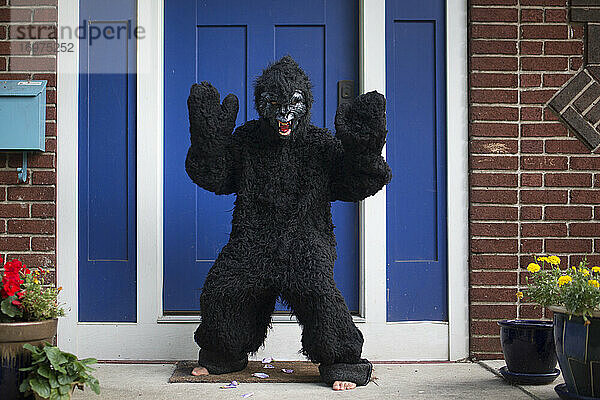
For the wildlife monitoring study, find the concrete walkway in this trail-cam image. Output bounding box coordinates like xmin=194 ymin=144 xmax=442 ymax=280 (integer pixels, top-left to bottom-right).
xmin=69 ymin=360 xmax=564 ymax=400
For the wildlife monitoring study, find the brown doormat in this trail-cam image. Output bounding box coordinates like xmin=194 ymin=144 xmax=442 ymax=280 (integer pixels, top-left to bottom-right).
xmin=169 ymin=360 xmax=321 ymax=383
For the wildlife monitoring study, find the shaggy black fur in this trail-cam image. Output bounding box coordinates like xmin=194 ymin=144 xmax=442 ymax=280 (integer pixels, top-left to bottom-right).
xmin=186 ymin=56 xmax=391 ymax=386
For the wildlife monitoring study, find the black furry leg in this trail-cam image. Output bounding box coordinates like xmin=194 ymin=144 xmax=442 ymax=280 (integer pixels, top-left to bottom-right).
xmin=194 ymin=250 xmax=277 ymax=374
xmin=282 ymin=270 xmax=369 ymax=385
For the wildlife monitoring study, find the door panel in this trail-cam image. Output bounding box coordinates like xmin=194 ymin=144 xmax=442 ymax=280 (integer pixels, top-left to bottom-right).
xmin=386 ymin=0 xmax=448 ymax=321
xmin=78 ymin=0 xmax=137 ymax=322
xmin=164 ymin=0 xmax=359 ymax=314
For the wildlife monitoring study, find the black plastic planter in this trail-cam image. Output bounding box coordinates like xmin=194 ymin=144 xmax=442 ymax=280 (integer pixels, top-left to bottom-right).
xmin=498 ymin=319 xmax=560 ymax=385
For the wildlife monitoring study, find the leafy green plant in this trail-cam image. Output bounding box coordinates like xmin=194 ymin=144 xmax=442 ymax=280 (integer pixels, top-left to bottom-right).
xmin=521 ymin=256 xmax=600 ymax=323
xmin=19 ymin=342 xmax=100 ymax=400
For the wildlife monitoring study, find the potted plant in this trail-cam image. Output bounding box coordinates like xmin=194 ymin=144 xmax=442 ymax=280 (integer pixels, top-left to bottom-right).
xmin=522 ymin=255 xmax=600 ymax=398
xmin=0 ymin=258 xmax=65 ymax=399
xmin=19 ymin=342 xmax=100 ymax=399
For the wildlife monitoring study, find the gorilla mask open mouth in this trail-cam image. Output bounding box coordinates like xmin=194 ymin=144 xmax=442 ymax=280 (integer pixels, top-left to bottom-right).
xmin=259 ymin=90 xmax=307 ymax=138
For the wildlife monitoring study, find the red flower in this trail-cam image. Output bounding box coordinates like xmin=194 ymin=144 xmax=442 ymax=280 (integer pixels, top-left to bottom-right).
xmin=11 ymin=299 xmax=22 ymax=308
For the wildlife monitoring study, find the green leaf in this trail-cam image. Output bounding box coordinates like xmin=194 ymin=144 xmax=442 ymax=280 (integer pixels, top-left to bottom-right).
xmin=57 ymin=384 xmax=69 ymax=395
xmin=29 ymin=377 xmax=51 ymax=398
xmin=37 ymin=364 xmax=51 ymax=378
xmin=23 ymin=343 xmax=41 ymax=354
xmin=88 ymin=378 xmax=101 ymax=394
xmin=80 ymin=358 xmax=98 ymax=365
xmin=19 ymin=377 xmax=31 ymax=393
xmin=0 ymin=296 xmax=23 ymax=318
xmin=44 ymin=346 xmax=67 ymax=372
xmin=48 ymin=372 xmax=59 ymax=389
xmin=57 ymin=374 xmax=73 ymax=385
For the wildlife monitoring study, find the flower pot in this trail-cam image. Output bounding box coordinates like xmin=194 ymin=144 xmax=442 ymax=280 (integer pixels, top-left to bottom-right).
xmin=0 ymin=319 xmax=58 ymax=400
xmin=551 ymin=306 xmax=600 ymax=398
xmin=498 ymin=319 xmax=558 ymax=374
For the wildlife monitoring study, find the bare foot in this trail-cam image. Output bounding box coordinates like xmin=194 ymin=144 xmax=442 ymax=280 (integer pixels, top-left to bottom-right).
xmin=191 ymin=366 xmax=209 ymax=376
xmin=332 ymin=381 xmax=357 ymax=391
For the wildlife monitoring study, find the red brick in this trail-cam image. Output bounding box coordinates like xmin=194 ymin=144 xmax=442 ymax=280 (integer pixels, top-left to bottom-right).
xmin=521 ymin=9 xmax=543 ymax=22
xmin=471 ymin=72 xmax=517 ymax=88
xmin=521 ymin=139 xmax=543 ymax=153
xmin=520 ymin=74 xmax=541 ymax=87
xmin=471 ymin=239 xmax=518 ymax=253
xmin=31 ymin=203 xmax=55 ymax=218
xmin=471 ymin=254 xmax=518 ymax=269
xmin=471 ymin=288 xmax=517 ymax=302
xmin=46 ymin=89 xmax=55 ymax=105
xmin=522 ymin=223 xmax=567 ymax=237
xmin=471 ymin=0 xmax=516 ymax=4
xmin=546 ymin=206 xmax=592 ymax=220
xmin=596 ymin=207 xmax=600 ymax=220
xmin=7 ymin=220 xmax=54 ymax=234
xmin=570 ymin=255 xmax=600 ymax=267
xmin=471 ymin=40 xmax=517 ymax=55
xmin=471 ymin=271 xmax=517 ymax=286
xmin=571 ymin=57 xmax=584 ymax=71
xmin=0 ymin=26 xmax=6 ymax=39
xmin=470 ymin=89 xmax=518 ymax=104
xmin=45 ymin=121 xmax=56 ymax=137
xmin=545 ymin=41 xmax=583 ymax=56
xmin=46 ymin=105 xmax=56 ymax=120
xmin=0 ymin=41 xmax=31 ymax=55
xmin=0 ymin=8 xmax=32 ymax=22
xmin=521 ymin=25 xmax=568 ymax=39
xmin=472 ymin=56 xmax=518 ymax=71
xmin=595 ymin=174 xmax=600 ymax=188
xmin=31 ymin=171 xmax=55 ymax=185
xmin=7 ymin=187 xmax=54 ymax=201
xmin=471 ymin=172 xmax=517 ymax=187
xmin=471 ymin=336 xmax=503 ymax=353
xmin=546 ymin=139 xmax=590 ymax=154
xmin=521 ymin=206 xmax=542 ymax=220
xmin=545 ymin=9 xmax=567 ymax=22
xmin=521 ymin=156 xmax=567 ymax=170
xmin=33 ymin=8 xmax=57 ymax=22
xmin=471 ymin=320 xmax=505 ymax=336
xmin=0 ymin=72 xmax=30 ymax=81
xmin=471 ymin=106 xmax=518 ymax=121
xmin=520 ymin=41 xmax=543 ymax=55
xmin=570 ymin=223 xmax=600 ymax=237
xmin=471 ymin=122 xmax=518 ymax=137
xmin=0 ymin=188 xmax=5 ymax=201
xmin=0 ymin=56 xmax=6 ymax=70
xmin=472 ymin=8 xmax=518 ymax=22
xmin=472 ymin=189 xmax=517 ymax=204
xmin=10 ymin=0 xmax=57 ymax=4
xmin=0 ymin=220 xmax=5 ymax=233
xmin=9 ymin=57 xmax=55 ymax=72
xmin=521 ymin=56 xmax=568 ymax=71
xmin=0 ymin=237 xmax=30 ymax=251
xmin=472 ymin=156 xmax=518 ymax=170
xmin=471 ymin=222 xmax=518 ymax=237
xmin=521 ymin=89 xmax=555 ymax=104
xmin=521 ymin=239 xmax=544 ymax=253
xmin=572 ymin=190 xmax=600 ymax=204
xmin=470 ymin=140 xmax=517 ymax=154
xmin=471 ymin=304 xmax=516 ymax=319
xmin=545 ymin=173 xmax=592 ymax=187
xmin=5 ymin=254 xmax=55 ymax=268
xmin=8 ymin=25 xmax=56 ymax=40
xmin=470 ymin=206 xmax=518 ymax=220
xmin=571 ymin=157 xmax=600 ymax=170
xmin=472 ymin=25 xmax=517 ymax=39
xmin=521 ymin=305 xmax=544 ymax=319
xmin=543 ymin=73 xmax=573 ymax=87
xmin=32 ymin=40 xmax=58 ymax=56
xmin=521 ymin=173 xmax=542 ymax=187
xmin=0 ymin=204 xmax=29 ymax=218
xmin=521 ymin=123 xmax=567 ymax=137
xmin=521 ymin=190 xmax=568 ymax=204
xmin=31 ymin=237 xmax=55 ymax=252
xmin=0 ymin=171 xmax=19 ymax=184
xmin=33 ymin=73 xmax=55 ymax=87
xmin=546 ymin=238 xmax=592 ymax=253
xmin=44 ymin=138 xmax=56 ymax=152
xmin=571 ymin=24 xmax=585 ymax=39
xmin=8 ymin=153 xmax=53 ymax=168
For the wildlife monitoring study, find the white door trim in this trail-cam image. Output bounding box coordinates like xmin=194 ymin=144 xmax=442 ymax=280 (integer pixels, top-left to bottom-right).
xmin=57 ymin=0 xmax=469 ymax=361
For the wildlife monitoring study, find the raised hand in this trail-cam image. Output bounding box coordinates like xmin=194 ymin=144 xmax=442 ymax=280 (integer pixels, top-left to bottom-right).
xmin=188 ymin=82 xmax=239 ymax=143
xmin=334 ymin=91 xmax=387 ymax=153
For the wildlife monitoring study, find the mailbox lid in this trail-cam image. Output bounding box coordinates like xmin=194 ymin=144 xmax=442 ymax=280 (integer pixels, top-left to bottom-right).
xmin=0 ymin=80 xmax=47 ymax=96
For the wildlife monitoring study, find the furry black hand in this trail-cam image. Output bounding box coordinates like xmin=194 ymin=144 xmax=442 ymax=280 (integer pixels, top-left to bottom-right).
xmin=188 ymin=82 xmax=239 ymax=144
xmin=334 ymin=91 xmax=387 ymax=153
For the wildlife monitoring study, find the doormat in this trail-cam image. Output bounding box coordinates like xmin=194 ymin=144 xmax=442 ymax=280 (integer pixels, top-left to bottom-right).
xmin=169 ymin=360 xmax=321 ymax=383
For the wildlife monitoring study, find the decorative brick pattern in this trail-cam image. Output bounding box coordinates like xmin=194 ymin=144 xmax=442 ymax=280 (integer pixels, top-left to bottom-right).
xmin=0 ymin=0 xmax=57 ymax=280
xmin=470 ymin=0 xmax=600 ymax=360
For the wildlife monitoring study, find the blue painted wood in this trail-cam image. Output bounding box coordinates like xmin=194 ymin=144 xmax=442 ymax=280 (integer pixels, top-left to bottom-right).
xmin=385 ymin=0 xmax=448 ymax=321
xmin=0 ymin=80 xmax=46 ymax=151
xmin=164 ymin=0 xmax=359 ymax=313
xmin=78 ymin=0 xmax=137 ymax=322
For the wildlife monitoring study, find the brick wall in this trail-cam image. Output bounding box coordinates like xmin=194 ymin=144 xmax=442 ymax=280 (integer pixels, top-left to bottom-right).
xmin=0 ymin=0 xmax=57 ymax=280
xmin=470 ymin=0 xmax=600 ymax=359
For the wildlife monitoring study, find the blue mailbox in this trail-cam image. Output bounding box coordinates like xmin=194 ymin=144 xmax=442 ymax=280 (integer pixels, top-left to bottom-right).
xmin=0 ymin=80 xmax=47 ymax=182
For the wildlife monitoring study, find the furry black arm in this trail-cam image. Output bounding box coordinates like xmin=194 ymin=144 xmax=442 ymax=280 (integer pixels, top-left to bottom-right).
xmin=185 ymin=82 xmax=241 ymax=195
xmin=329 ymin=91 xmax=392 ymax=202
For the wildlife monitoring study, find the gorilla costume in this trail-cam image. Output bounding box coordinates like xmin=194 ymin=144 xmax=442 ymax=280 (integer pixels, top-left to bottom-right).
xmin=186 ymin=56 xmax=392 ymax=387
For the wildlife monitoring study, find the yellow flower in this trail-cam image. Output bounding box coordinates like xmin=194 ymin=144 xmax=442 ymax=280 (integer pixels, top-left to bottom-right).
xmin=593 ymin=266 xmax=600 ymax=273
xmin=583 ymin=268 xmax=590 ymax=276
xmin=548 ymin=255 xmax=561 ymax=265
xmin=558 ymin=276 xmax=573 ymax=286
xmin=589 ymin=280 xmax=600 ymax=288
xmin=33 ymin=278 xmax=39 ymax=284
xmin=516 ymin=291 xmax=524 ymax=299
xmin=527 ymin=263 xmax=541 ymax=273
xmin=573 ymin=266 xmax=577 ymax=272
xmin=538 ymin=257 xmax=549 ymax=263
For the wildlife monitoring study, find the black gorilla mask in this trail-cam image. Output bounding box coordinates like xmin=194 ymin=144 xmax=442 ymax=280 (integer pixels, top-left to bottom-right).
xmin=254 ymin=55 xmax=313 ymax=139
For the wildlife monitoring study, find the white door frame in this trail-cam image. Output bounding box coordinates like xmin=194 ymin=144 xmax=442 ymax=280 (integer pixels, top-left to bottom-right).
xmin=57 ymin=0 xmax=469 ymax=360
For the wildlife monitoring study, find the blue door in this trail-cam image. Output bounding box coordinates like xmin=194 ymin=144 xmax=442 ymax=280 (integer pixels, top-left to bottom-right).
xmin=164 ymin=0 xmax=359 ymax=314
xmin=78 ymin=0 xmax=137 ymax=322
xmin=385 ymin=0 xmax=448 ymax=321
